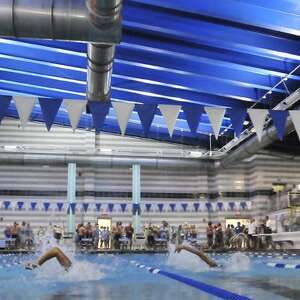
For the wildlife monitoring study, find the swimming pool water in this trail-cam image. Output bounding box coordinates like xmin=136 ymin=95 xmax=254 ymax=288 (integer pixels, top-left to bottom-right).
xmin=0 ymin=252 xmax=299 ymax=300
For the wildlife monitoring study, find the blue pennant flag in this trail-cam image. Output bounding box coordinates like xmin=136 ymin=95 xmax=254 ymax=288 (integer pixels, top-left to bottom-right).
xmin=31 ymin=202 xmax=37 ymax=211
xmin=217 ymin=202 xmax=223 ymax=211
xmin=136 ymin=103 xmax=157 ymax=136
xmin=95 ymin=203 xmax=101 ymax=212
xmin=229 ymin=202 xmax=235 ymax=211
xmin=57 ymin=202 xmax=64 ymax=212
xmin=269 ymin=110 xmax=288 ymax=141
xmin=205 ymin=202 xmax=212 ymax=211
xmin=82 ymin=203 xmax=89 ymax=212
xmin=17 ymin=201 xmax=24 ymax=210
xmin=0 ymin=96 xmax=11 ymax=124
xmin=3 ymin=201 xmax=10 ymax=210
xmin=169 ymin=203 xmax=176 ymax=212
xmin=183 ymin=104 xmax=203 ymax=134
xmin=228 ymin=108 xmax=247 ymax=138
xmin=157 ymin=203 xmax=164 ymax=212
xmin=193 ymin=203 xmax=200 ymax=212
xmin=39 ymin=98 xmax=62 ymax=131
xmin=132 ymin=204 xmax=141 ymax=215
xmin=181 ymin=203 xmax=188 ymax=212
xmin=108 ymin=203 xmax=114 ymax=213
xmin=88 ymin=101 xmax=110 ymax=133
xmin=240 ymin=202 xmax=247 ymax=210
xmin=120 ymin=203 xmax=127 ymax=212
xmin=68 ymin=203 xmax=76 ymax=214
xmin=145 ymin=203 xmax=152 ymax=212
xmin=44 ymin=202 xmax=50 ymax=211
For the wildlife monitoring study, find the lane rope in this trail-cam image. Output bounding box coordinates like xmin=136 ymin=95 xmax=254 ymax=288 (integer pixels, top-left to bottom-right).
xmin=130 ymin=261 xmax=251 ymax=300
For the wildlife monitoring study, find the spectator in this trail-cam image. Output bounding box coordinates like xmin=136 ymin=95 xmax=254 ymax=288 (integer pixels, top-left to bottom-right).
xmin=19 ymin=221 xmax=27 ymax=248
xmin=214 ymin=223 xmax=224 ymax=249
xmin=247 ymin=219 xmax=256 ymax=249
xmin=235 ymin=222 xmax=243 ymax=234
xmin=225 ymin=224 xmax=233 ymax=247
xmin=206 ymin=222 xmax=214 ymax=248
xmin=102 ymin=227 xmax=110 ymax=249
xmin=4 ymin=225 xmax=11 ymax=238
xmin=125 ymin=223 xmax=134 ymax=250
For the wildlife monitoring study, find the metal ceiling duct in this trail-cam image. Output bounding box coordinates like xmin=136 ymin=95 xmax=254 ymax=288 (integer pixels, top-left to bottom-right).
xmin=0 ymin=0 xmax=123 ymax=101
xmin=0 ymin=152 xmax=211 ymax=169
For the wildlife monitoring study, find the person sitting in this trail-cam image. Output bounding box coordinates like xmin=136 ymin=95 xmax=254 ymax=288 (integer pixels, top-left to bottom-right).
xmin=25 ymin=247 xmax=72 ymax=271
xmin=175 ymin=244 xmax=218 ymax=268
xmin=206 ymin=222 xmax=214 ymax=249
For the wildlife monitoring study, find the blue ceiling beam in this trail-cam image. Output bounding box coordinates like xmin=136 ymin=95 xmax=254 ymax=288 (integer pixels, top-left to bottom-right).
xmin=127 ymin=0 xmax=300 ymax=36
xmin=122 ymin=4 xmax=300 ymax=62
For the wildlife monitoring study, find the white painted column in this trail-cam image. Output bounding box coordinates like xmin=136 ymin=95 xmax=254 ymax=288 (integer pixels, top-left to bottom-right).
xmin=67 ymin=163 xmax=77 ymax=233
xmin=132 ymin=164 xmax=141 ymax=234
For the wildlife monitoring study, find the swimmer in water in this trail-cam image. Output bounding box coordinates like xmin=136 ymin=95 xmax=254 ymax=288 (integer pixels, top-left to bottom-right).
xmin=25 ymin=247 xmax=72 ymax=271
xmin=175 ymin=244 xmax=218 ymax=268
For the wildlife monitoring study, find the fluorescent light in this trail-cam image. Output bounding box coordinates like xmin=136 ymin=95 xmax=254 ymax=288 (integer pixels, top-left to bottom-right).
xmin=243 ymin=121 xmax=249 ymax=125
xmin=267 ymin=91 xmax=272 ymax=95
xmin=100 ymin=148 xmax=112 ymax=153
xmin=3 ymin=145 xmax=17 ymax=151
xmin=189 ymin=151 xmax=202 ymax=158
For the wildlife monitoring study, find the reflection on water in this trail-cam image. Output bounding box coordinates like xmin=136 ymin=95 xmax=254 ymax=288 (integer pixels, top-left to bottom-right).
xmin=223 ymin=252 xmax=251 ymax=272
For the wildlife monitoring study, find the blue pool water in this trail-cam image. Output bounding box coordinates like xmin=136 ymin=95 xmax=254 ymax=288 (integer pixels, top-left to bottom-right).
xmin=0 ymin=251 xmax=299 ymax=300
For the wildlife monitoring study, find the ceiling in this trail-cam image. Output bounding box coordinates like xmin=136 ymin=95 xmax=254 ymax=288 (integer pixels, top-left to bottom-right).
xmin=0 ymin=0 xmax=299 ymax=147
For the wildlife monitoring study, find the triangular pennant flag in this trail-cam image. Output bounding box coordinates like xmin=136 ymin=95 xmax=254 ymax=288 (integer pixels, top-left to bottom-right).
xmin=270 ymin=110 xmax=288 ymax=141
xmin=145 ymin=203 xmax=152 ymax=212
xmin=159 ymin=105 xmax=181 ymax=137
xmin=0 ymin=96 xmax=11 ymax=124
xmin=269 ymin=110 xmax=288 ymax=141
xmin=112 ymin=101 xmax=135 ymax=136
xmin=290 ymin=111 xmax=300 ymax=140
xmin=204 ymin=107 xmax=226 ymax=139
xmin=108 ymin=203 xmax=114 ymax=212
xmin=205 ymin=202 xmax=212 ymax=211
xmin=39 ymin=98 xmax=62 ymax=131
xmin=181 ymin=203 xmax=188 ymax=212
xmin=183 ymin=104 xmax=203 ymax=135
xmin=228 ymin=108 xmax=247 ymax=138
xmin=64 ymin=100 xmax=87 ymax=132
xmin=217 ymin=202 xmax=223 ymax=211
xmin=248 ymin=109 xmax=268 ymax=141
xmin=57 ymin=202 xmax=64 ymax=212
xmin=14 ymin=96 xmax=36 ymax=128
xmin=31 ymin=202 xmax=37 ymax=211
xmin=136 ymin=103 xmax=157 ymax=136
xmin=88 ymin=101 xmax=110 ymax=133
xmin=95 ymin=203 xmax=101 ymax=212
xmin=157 ymin=203 xmax=164 ymax=212
xmin=133 ymin=203 xmax=141 ymax=215
xmin=193 ymin=203 xmax=200 ymax=212
xmin=17 ymin=201 xmax=24 ymax=210
xmin=120 ymin=203 xmax=127 ymax=212
xmin=3 ymin=201 xmax=10 ymax=210
xmin=228 ymin=202 xmax=235 ymax=211
xmin=44 ymin=202 xmax=50 ymax=211
xmin=169 ymin=203 xmax=176 ymax=212
xmin=82 ymin=203 xmax=89 ymax=212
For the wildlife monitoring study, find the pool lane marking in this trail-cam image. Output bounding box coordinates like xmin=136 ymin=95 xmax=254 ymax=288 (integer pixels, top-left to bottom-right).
xmin=266 ymin=262 xmax=300 ymax=269
xmin=130 ymin=261 xmax=251 ymax=300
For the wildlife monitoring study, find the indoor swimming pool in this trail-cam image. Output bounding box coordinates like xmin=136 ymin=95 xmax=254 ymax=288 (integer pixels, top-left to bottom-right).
xmin=0 ymin=251 xmax=299 ymax=300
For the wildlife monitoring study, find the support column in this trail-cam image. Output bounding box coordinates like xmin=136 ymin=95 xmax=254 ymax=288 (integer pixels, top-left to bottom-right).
xmin=67 ymin=163 xmax=77 ymax=233
xmin=132 ymin=164 xmax=141 ymax=234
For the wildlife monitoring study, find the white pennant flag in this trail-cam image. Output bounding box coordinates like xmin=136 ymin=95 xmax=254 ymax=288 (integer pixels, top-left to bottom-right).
xmin=112 ymin=101 xmax=135 ymax=136
xmin=248 ymin=109 xmax=268 ymax=141
xmin=289 ymin=111 xmax=300 ymax=140
xmin=204 ymin=107 xmax=226 ymax=139
xmin=159 ymin=104 xmax=181 ymax=137
xmin=14 ymin=96 xmax=36 ymax=128
xmin=64 ymin=99 xmax=87 ymax=132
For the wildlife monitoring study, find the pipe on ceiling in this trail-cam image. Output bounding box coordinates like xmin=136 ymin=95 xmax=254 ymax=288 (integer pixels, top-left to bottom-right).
xmin=0 ymin=0 xmax=123 ymax=101
xmin=0 ymin=152 xmax=211 ymax=169
xmin=218 ymin=111 xmax=297 ymax=169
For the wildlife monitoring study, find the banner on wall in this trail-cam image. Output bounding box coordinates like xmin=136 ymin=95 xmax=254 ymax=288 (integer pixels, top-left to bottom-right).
xmin=205 ymin=202 xmax=212 ymax=211
xmin=217 ymin=202 xmax=223 ymax=211
xmin=120 ymin=203 xmax=127 ymax=212
xmin=132 ymin=203 xmax=141 ymax=215
xmin=95 ymin=203 xmax=101 ymax=212
xmin=68 ymin=203 xmax=76 ymax=214
xmin=31 ymin=202 xmax=37 ymax=211
xmin=169 ymin=203 xmax=176 ymax=212
xmin=57 ymin=202 xmax=64 ymax=212
xmin=193 ymin=203 xmax=200 ymax=212
xmin=289 ymin=111 xmax=300 ymax=140
xmin=181 ymin=203 xmax=188 ymax=212
xmin=17 ymin=201 xmax=24 ymax=210
xmin=248 ymin=109 xmax=268 ymax=141
xmin=108 ymin=203 xmax=114 ymax=213
xmin=44 ymin=202 xmax=50 ymax=211
xmin=240 ymin=201 xmax=247 ymax=210
xmin=3 ymin=200 xmax=10 ymax=210
xmin=82 ymin=203 xmax=89 ymax=213
xmin=204 ymin=107 xmax=226 ymax=139
xmin=145 ymin=203 xmax=152 ymax=212
xmin=157 ymin=203 xmax=164 ymax=212
xmin=228 ymin=202 xmax=235 ymax=211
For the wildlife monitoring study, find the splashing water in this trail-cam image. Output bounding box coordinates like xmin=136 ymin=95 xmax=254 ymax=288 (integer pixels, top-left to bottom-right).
xmin=166 ymin=244 xmax=210 ymax=272
xmin=223 ymin=252 xmax=251 ymax=272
